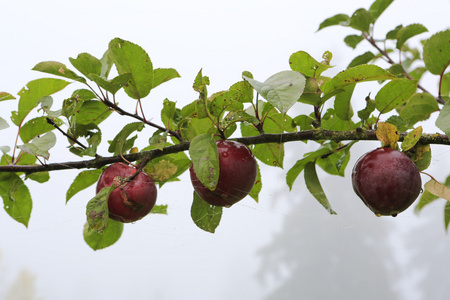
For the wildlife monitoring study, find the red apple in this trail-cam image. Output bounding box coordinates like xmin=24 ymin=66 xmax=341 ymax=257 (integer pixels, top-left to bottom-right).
xmin=352 ymin=147 xmax=421 ymax=217
xmin=96 ymin=162 xmax=157 ymax=223
xmin=190 ymin=140 xmax=257 ymax=207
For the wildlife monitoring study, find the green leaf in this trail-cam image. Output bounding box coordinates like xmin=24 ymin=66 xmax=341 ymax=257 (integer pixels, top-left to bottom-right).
xmin=161 ymin=99 xmax=178 ymax=128
xmin=401 ymin=126 xmax=423 ymax=151
xmin=0 ymin=92 xmax=15 ymax=102
xmin=442 ymin=72 xmax=450 ymax=96
xmin=32 ymin=61 xmax=86 ymax=83
xmin=0 ymin=173 xmax=32 ymax=227
xmin=289 ymin=51 xmax=332 ymax=77
xmin=334 ymin=84 xmax=355 ymax=121
xmin=423 ymin=29 xmax=450 ymax=75
xmin=100 ymin=50 xmax=113 ymax=79
xmin=344 ymin=35 xmax=364 ymax=49
xmin=409 ymin=67 xmax=427 ymax=81
xmin=357 ymin=96 xmax=376 ymax=121
xmin=298 ymin=77 xmax=322 ymax=105
xmin=83 ymin=219 xmax=123 ymax=251
xmin=293 ymin=114 xmax=314 ymax=131
xmin=317 ymin=14 xmax=350 ymax=31
xmin=369 ymin=0 xmax=394 ymax=23
xmin=148 ymin=131 xmax=169 ymax=150
xmin=189 ymin=134 xmax=219 ymax=191
xmin=88 ymin=73 xmax=133 ymax=95
xmin=72 ymin=100 xmax=113 ymax=125
xmin=253 ymin=143 xmax=284 ymax=168
xmin=152 ymin=68 xmax=181 ymax=89
xmin=415 ymin=190 xmax=439 ymax=214
xmin=108 ymin=38 xmax=153 ymax=99
xmin=436 ymin=100 xmax=450 ymax=137
xmin=0 ymin=146 xmax=10 ymax=155
xmin=68 ymin=123 xmax=102 ymax=157
xmin=12 ymin=78 xmax=70 ymax=126
xmin=249 ymin=163 xmax=261 ymax=202
xmin=396 ymin=24 xmax=428 ymax=49
xmin=375 ymin=79 xmax=417 ymax=113
xmin=229 ymin=79 xmax=253 ymax=103
xmin=17 ymin=132 xmax=56 ymax=160
xmin=349 ymin=8 xmax=371 ymax=32
xmin=192 ymin=69 xmax=210 ymax=118
xmin=399 ymin=93 xmax=439 ymax=125
xmin=191 ymin=191 xmax=222 ymax=233
xmin=209 ymin=90 xmax=244 ymax=117
xmin=25 ymin=172 xmax=50 ymax=183
xmin=180 ymin=117 xmax=215 ymax=141
xmin=66 ymin=169 xmax=103 ymax=203
xmin=386 ymin=115 xmax=411 ymax=132
xmin=19 ymin=116 xmax=63 ymax=143
xmin=386 ymin=25 xmax=403 ymax=40
xmin=286 ymin=147 xmax=333 ymax=190
xmin=108 ymin=122 xmax=145 ymax=156
xmin=193 ymin=68 xmax=210 ymax=94
xmin=321 ymin=65 xmax=395 ymax=96
xmin=304 ymin=161 xmax=336 ymax=215
xmin=86 ymin=185 xmax=114 ymax=234
xmin=445 ymin=202 xmax=450 ymax=231
xmin=151 ymin=205 xmax=168 ymax=214
xmin=61 ymin=89 xmax=96 ymax=118
xmin=316 ymin=142 xmax=355 ymax=176
xmin=243 ymin=71 xmax=306 ymax=113
xmin=347 ymin=52 xmax=376 ymax=68
xmin=321 ymin=108 xmax=354 ymax=131
xmin=0 ymin=117 xmax=9 ymax=130
xmin=410 ymin=144 xmax=431 ymax=171
xmin=69 ymin=53 xmax=102 ymax=78
xmin=265 ymin=113 xmax=296 ymax=133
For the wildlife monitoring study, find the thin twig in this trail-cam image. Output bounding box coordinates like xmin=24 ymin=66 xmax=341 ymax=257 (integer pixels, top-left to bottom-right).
xmin=46 ymin=118 xmax=87 ymax=150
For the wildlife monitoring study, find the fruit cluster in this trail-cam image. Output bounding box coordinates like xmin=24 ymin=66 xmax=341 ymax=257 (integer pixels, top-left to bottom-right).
xmin=96 ymin=140 xmax=257 ymax=222
xmin=96 ymin=139 xmax=422 ymax=223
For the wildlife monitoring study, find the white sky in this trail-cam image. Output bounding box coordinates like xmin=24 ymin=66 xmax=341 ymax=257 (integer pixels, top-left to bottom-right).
xmin=1 ymin=0 xmax=450 ymax=299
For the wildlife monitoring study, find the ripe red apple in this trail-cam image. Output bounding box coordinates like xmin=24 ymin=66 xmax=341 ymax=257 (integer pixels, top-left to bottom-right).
xmin=96 ymin=162 xmax=157 ymax=223
xmin=352 ymin=147 xmax=421 ymax=217
xmin=190 ymin=140 xmax=257 ymax=207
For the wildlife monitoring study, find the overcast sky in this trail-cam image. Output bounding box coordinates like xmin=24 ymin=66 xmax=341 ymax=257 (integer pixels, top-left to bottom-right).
xmin=1 ymin=0 xmax=450 ymax=299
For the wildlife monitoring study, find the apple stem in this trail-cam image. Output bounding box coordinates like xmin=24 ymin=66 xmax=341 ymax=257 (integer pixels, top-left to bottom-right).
xmin=126 ymin=156 xmax=153 ymax=182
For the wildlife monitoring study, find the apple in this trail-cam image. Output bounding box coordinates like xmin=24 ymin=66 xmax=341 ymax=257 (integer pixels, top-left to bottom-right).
xmin=96 ymin=162 xmax=157 ymax=223
xmin=351 ymin=147 xmax=421 ymax=217
xmin=190 ymin=140 xmax=257 ymax=207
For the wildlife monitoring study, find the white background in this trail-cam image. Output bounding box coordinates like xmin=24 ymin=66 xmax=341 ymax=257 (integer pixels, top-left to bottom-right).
xmin=1 ymin=0 xmax=450 ymax=299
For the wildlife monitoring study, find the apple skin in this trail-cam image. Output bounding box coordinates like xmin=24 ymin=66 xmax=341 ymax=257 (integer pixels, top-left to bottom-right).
xmin=352 ymin=147 xmax=421 ymax=217
xmin=96 ymin=162 xmax=157 ymax=223
xmin=190 ymin=140 xmax=257 ymax=207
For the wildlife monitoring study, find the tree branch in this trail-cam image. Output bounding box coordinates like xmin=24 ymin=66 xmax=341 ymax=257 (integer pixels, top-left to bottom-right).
xmin=0 ymin=130 xmax=448 ymax=174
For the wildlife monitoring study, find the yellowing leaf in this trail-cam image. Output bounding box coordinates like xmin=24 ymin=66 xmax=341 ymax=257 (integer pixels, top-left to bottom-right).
xmin=376 ymin=122 xmax=399 ymax=148
xmin=145 ymin=160 xmax=178 ymax=183
xmin=425 ymin=179 xmax=450 ymax=201
xmin=129 ymin=147 xmax=139 ymax=154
